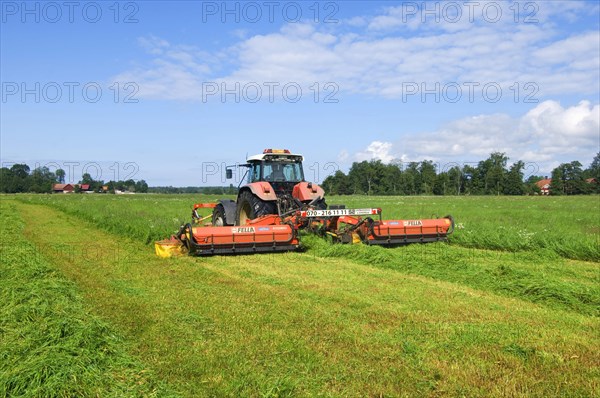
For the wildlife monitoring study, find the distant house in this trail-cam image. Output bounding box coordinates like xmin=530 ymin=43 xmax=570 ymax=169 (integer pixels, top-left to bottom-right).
xmin=101 ymin=185 xmax=110 ymax=193
xmin=52 ymin=183 xmax=75 ymax=193
xmin=535 ymin=178 xmax=552 ymax=195
xmin=80 ymin=184 xmax=91 ymax=191
xmin=585 ymin=178 xmax=598 ymax=184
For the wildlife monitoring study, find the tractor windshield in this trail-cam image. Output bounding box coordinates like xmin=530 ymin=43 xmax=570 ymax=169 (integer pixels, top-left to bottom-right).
xmin=248 ymin=160 xmax=304 ymax=183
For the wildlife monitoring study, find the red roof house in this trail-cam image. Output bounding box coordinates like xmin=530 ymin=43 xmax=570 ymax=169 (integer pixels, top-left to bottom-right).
xmin=52 ymin=184 xmax=75 ymax=193
xmin=535 ymin=178 xmax=552 ymax=195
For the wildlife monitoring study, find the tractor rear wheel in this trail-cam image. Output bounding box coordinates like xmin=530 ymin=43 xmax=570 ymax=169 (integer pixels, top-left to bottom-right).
xmin=236 ymin=190 xmax=276 ymax=225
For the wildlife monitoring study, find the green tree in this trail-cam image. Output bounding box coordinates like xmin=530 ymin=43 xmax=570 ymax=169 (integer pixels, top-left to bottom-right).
xmin=401 ymin=162 xmax=420 ymax=195
xmin=550 ymin=167 xmax=565 ymax=195
xmin=10 ymin=164 xmax=31 ymax=192
xmin=524 ymin=175 xmax=545 ymax=195
xmin=348 ymin=161 xmax=386 ymax=195
xmin=480 ymin=152 xmax=508 ymax=195
xmin=80 ymin=173 xmax=95 ymax=185
xmin=462 ymin=164 xmax=480 ymax=195
xmin=587 ymin=152 xmax=600 ymax=179
xmin=433 ymin=172 xmax=450 ymax=195
xmin=323 ymin=170 xmax=351 ymax=195
xmin=385 ymin=161 xmax=404 ymax=194
xmin=504 ymin=161 xmax=525 ymax=195
xmin=135 ymin=180 xmax=149 ymax=193
xmin=419 ymin=161 xmax=437 ymax=195
xmin=56 ymin=168 xmax=66 ymax=184
xmin=551 ymin=161 xmax=587 ymax=195
xmin=447 ymin=165 xmax=463 ymax=195
xmin=30 ymin=167 xmax=57 ymax=193
xmin=0 ymin=167 xmax=15 ymax=193
xmin=585 ymin=152 xmax=600 ymax=193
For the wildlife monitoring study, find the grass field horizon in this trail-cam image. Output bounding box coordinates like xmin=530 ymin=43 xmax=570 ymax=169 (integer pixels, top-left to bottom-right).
xmin=2 ymin=194 xmax=599 ymax=396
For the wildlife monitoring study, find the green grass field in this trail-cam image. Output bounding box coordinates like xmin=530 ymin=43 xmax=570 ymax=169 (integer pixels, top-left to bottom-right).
xmin=2 ymin=194 xmax=599 ymax=397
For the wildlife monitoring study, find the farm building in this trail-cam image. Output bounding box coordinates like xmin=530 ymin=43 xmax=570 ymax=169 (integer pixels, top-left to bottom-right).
xmin=536 ymin=178 xmax=552 ymax=195
xmin=52 ymin=184 xmax=75 ymax=193
xmin=52 ymin=184 xmax=93 ymax=193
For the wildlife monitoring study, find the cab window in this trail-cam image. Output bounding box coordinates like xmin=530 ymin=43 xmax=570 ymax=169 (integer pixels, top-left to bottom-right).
xmin=248 ymin=163 xmax=261 ymax=183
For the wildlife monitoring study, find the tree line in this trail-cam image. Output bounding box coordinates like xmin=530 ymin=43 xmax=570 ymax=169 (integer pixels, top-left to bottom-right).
xmin=322 ymin=152 xmax=600 ymax=196
xmin=2 ymin=153 xmax=598 ymax=196
xmin=0 ymin=164 xmax=149 ymax=193
xmin=148 ymin=185 xmax=238 ymax=194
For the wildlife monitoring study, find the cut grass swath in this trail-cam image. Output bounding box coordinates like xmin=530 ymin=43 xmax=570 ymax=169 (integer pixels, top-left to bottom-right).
xmin=0 ymin=201 xmax=178 ymax=398
xmin=300 ymin=234 xmax=600 ymax=317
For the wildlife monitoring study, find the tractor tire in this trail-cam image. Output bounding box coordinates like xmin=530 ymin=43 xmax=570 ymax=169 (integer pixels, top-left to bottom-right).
xmin=309 ymin=198 xmax=328 ymax=210
xmin=212 ymin=204 xmax=226 ymax=227
xmin=235 ymin=190 xmax=277 ymax=225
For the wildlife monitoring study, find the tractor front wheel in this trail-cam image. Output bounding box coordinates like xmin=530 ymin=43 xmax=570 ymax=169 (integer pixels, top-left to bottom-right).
xmin=212 ymin=204 xmax=226 ymax=227
xmin=311 ymin=198 xmax=328 ymax=210
xmin=235 ymin=190 xmax=276 ymax=225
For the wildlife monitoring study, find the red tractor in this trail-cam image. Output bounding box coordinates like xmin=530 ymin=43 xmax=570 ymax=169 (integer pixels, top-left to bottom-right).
xmin=211 ymin=149 xmax=327 ymax=226
xmin=155 ymin=149 xmax=454 ymax=257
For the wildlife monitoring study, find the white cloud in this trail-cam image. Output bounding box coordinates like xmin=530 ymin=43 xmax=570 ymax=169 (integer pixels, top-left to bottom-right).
xmin=112 ymin=38 xmax=215 ymax=100
xmin=355 ymin=141 xmax=394 ymax=163
xmin=337 ymin=149 xmax=349 ymax=162
xmin=353 ymin=101 xmax=600 ymax=173
xmin=137 ymin=36 xmax=170 ymax=55
xmin=113 ymin=2 xmax=598 ymax=101
xmin=520 ymin=100 xmax=600 ymax=145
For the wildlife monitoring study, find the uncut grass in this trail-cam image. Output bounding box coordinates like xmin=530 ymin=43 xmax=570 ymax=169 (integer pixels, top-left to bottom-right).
xmin=15 ymin=201 xmax=600 ymax=397
xmin=0 ymin=201 xmax=176 ymax=398
xmin=330 ymin=195 xmax=600 ymax=261
xmin=15 ymin=194 xmax=600 ymax=261
xmin=14 ymin=193 xmax=219 ymax=244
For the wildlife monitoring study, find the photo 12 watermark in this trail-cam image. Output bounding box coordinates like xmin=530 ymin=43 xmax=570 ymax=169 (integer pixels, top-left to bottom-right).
xmin=1 ymin=82 xmax=139 ymax=104
xmin=1 ymin=161 xmax=141 ymax=183
xmin=200 ymin=1 xmax=339 ymax=24
xmin=200 ymin=161 xmax=341 ymax=184
xmin=394 ymin=1 xmax=539 ymax=25
xmin=201 ymin=81 xmax=339 ymax=104
xmin=1 ymin=1 xmax=140 ymax=24
xmin=400 ymin=81 xmax=539 ymax=104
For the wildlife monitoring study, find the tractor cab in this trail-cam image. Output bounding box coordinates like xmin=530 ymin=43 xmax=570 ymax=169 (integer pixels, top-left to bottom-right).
xmin=246 ymin=149 xmax=304 ymax=195
xmin=218 ymin=149 xmax=325 ymax=226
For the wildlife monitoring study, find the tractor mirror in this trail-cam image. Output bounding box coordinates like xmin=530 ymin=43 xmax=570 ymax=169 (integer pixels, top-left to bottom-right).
xmin=226 ymin=169 xmax=233 ymax=179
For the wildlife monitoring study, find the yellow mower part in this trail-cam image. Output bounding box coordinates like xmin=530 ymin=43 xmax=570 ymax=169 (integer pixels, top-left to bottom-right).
xmin=155 ymin=239 xmax=186 ymax=258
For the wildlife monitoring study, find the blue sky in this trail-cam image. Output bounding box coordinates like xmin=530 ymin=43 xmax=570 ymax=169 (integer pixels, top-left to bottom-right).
xmin=1 ymin=0 xmax=599 ymax=186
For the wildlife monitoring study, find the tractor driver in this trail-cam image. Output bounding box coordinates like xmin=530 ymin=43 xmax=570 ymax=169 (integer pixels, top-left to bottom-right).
xmin=265 ymin=163 xmax=286 ymax=182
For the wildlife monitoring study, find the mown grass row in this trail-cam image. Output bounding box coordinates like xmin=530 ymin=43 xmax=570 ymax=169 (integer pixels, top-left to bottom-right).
xmin=14 ymin=194 xmax=600 ymax=261
xmin=301 ymin=235 xmax=600 ymax=317
xmin=0 ymin=201 xmax=177 ymax=397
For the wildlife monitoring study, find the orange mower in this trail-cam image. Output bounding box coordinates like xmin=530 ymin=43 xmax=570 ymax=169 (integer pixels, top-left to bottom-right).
xmin=155 ymin=149 xmax=454 ymax=257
